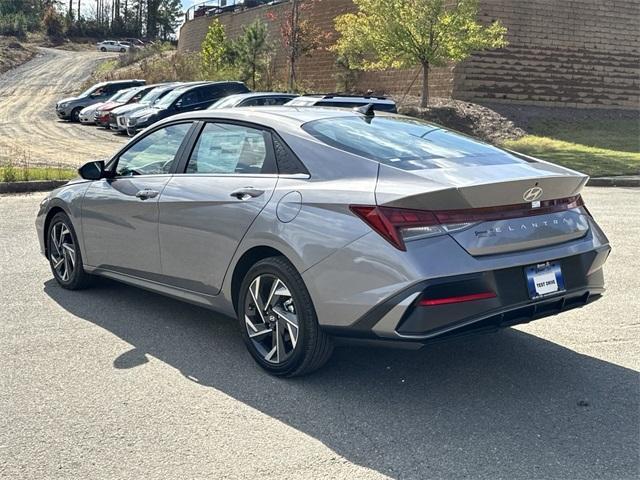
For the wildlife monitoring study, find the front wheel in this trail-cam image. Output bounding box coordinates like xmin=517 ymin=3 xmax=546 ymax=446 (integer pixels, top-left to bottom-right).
xmin=47 ymin=212 xmax=92 ymax=290
xmin=238 ymin=257 xmax=333 ymax=377
xmin=70 ymin=107 xmax=81 ymax=122
xmin=100 ymin=47 xmax=106 ymax=52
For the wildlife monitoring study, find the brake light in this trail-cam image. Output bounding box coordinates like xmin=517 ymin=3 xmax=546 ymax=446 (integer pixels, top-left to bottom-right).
xmin=350 ymin=195 xmax=585 ymax=251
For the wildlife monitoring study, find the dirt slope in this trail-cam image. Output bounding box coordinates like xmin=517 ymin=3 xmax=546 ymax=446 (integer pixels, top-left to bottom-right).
xmin=0 ymin=47 xmax=127 ymax=167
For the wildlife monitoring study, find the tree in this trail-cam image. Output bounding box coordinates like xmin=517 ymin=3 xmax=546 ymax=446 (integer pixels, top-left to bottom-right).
xmin=267 ymin=0 xmax=327 ymax=91
xmin=157 ymin=0 xmax=181 ymax=40
xmin=42 ymin=5 xmax=64 ymax=38
xmin=200 ymin=18 xmax=229 ymax=76
xmin=333 ymin=0 xmax=508 ymax=107
xmin=232 ymin=19 xmax=270 ymax=89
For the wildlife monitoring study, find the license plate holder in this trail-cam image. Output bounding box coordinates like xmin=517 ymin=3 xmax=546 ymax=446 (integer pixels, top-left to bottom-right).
xmin=525 ymin=262 xmax=565 ymax=299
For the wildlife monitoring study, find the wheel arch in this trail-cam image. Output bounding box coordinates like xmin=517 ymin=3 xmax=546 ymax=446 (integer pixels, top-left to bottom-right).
xmin=230 ymin=245 xmax=295 ymax=314
xmin=43 ymin=206 xmax=70 ymax=258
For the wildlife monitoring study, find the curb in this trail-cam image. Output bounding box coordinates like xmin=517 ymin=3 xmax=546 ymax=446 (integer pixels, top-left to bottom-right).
xmin=587 ymin=177 xmax=640 ymax=187
xmin=0 ymin=180 xmax=68 ymax=194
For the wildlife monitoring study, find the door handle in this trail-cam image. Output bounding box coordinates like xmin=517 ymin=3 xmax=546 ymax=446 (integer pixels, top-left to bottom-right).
xmin=230 ymin=187 xmax=265 ymax=200
xmin=135 ymin=189 xmax=159 ymax=200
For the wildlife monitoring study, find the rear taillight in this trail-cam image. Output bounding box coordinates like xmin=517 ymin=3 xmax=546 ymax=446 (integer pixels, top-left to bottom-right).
xmin=350 ymin=195 xmax=586 ymax=251
xmin=349 ymin=205 xmax=474 ymax=251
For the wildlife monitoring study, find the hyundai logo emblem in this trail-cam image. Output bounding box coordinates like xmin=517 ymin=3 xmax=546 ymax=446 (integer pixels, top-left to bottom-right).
xmin=523 ymin=186 xmax=543 ymax=202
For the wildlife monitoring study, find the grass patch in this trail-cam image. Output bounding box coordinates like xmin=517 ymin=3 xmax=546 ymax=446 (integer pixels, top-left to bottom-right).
xmin=95 ymin=58 xmax=118 ymax=75
xmin=503 ymin=119 xmax=640 ymax=177
xmin=1 ymin=165 xmax=77 ymax=182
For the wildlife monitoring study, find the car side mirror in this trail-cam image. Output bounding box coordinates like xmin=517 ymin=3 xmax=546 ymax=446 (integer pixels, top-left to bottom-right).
xmin=78 ymin=160 xmax=106 ymax=180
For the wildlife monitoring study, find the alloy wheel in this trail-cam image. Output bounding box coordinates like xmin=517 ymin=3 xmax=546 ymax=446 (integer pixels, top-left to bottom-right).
xmin=244 ymin=274 xmax=299 ymax=364
xmin=50 ymin=221 xmax=76 ymax=282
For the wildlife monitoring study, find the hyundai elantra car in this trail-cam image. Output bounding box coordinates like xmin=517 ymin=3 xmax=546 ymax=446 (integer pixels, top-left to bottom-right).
xmin=36 ymin=106 xmax=611 ymax=376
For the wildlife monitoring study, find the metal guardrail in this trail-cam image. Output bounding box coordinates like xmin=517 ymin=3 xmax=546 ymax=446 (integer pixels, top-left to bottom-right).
xmin=184 ymin=0 xmax=284 ymax=22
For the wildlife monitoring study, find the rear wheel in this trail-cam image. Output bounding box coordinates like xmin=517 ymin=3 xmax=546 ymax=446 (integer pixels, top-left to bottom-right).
xmin=120 ymin=48 xmax=126 ymax=53
xmin=100 ymin=47 xmax=106 ymax=52
xmin=70 ymin=107 xmax=81 ymax=122
xmin=47 ymin=212 xmax=92 ymax=290
xmin=238 ymin=257 xmax=333 ymax=377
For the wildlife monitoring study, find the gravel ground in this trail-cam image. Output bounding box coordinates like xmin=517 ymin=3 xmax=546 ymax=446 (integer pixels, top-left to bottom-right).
xmin=0 ymin=188 xmax=638 ymax=479
xmin=0 ymin=47 xmax=127 ymax=167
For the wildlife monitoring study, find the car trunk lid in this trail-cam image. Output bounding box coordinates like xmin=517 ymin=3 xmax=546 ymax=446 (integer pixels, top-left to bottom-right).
xmin=375 ymin=162 xmax=590 ymax=255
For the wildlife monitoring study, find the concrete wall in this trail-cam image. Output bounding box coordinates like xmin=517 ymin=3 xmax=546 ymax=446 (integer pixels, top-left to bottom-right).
xmin=179 ymin=0 xmax=640 ymax=109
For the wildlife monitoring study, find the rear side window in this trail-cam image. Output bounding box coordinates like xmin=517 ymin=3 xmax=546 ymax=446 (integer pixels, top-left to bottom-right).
xmin=301 ymin=116 xmax=525 ymax=170
xmin=186 ymin=123 xmax=268 ymax=174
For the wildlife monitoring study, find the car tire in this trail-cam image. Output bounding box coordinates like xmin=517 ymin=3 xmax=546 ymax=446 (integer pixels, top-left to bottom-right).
xmin=238 ymin=256 xmax=333 ymax=377
xmin=47 ymin=212 xmax=92 ymax=290
xmin=120 ymin=48 xmax=126 ymax=53
xmin=70 ymin=107 xmax=82 ymax=122
xmin=100 ymin=47 xmax=107 ymax=52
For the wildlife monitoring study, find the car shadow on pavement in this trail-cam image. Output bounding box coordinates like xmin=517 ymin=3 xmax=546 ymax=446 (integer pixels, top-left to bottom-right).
xmin=44 ymin=277 xmax=639 ymax=479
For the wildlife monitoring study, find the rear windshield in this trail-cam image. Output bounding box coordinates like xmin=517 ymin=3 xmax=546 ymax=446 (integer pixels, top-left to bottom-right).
xmin=316 ymin=100 xmax=396 ymax=112
xmin=301 ymin=116 xmax=524 ymax=170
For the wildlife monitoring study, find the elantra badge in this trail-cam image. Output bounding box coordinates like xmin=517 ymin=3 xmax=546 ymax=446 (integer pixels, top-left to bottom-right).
xmin=523 ymin=186 xmax=543 ymax=202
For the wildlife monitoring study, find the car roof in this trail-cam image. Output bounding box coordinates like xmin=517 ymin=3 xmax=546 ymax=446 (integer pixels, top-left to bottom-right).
xmin=229 ymin=92 xmax=297 ymax=99
xmin=291 ymin=95 xmax=395 ymax=105
xmin=96 ymin=79 xmax=145 ymax=86
xmin=158 ymin=106 xmax=397 ymax=131
xmin=171 ymin=81 xmax=246 ymax=94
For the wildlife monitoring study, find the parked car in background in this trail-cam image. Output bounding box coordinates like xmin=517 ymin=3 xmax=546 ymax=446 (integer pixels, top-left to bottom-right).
xmin=37 ymin=107 xmax=610 ymax=376
xmin=109 ymin=83 xmax=183 ymax=132
xmin=97 ymin=40 xmax=129 ymax=53
xmin=94 ymin=86 xmax=152 ymax=128
xmin=124 ymin=38 xmax=146 ymax=47
xmin=285 ymin=94 xmax=397 ymax=112
xmin=79 ymin=102 xmax=105 ymax=125
xmin=126 ymin=81 xmax=249 ymax=135
xmin=209 ymin=92 xmax=299 ymax=109
xmin=55 ymin=79 xmax=146 ymax=122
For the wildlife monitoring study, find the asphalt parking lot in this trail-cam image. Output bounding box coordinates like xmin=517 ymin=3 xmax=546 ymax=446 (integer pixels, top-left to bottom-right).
xmin=1 ymin=188 xmax=638 ymax=479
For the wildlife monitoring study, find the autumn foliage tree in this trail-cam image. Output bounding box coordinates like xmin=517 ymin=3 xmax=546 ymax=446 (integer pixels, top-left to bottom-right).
xmin=333 ymin=0 xmax=508 ymax=107
xmin=268 ymin=0 xmax=328 ymax=91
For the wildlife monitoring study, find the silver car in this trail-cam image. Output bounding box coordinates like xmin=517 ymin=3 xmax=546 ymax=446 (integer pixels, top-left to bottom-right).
xmin=97 ymin=40 xmax=129 ymax=53
xmin=36 ymin=107 xmax=611 ymax=376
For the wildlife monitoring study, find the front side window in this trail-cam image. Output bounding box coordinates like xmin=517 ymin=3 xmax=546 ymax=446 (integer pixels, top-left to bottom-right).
xmin=115 ymin=122 xmax=192 ymax=176
xmin=186 ymin=123 xmax=268 ymax=175
xmin=175 ymin=90 xmax=200 ymax=108
xmin=302 ymin=116 xmax=526 ymax=170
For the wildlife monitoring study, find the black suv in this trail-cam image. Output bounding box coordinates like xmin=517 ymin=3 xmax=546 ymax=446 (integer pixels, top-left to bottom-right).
xmin=55 ymin=79 xmax=146 ymax=122
xmin=126 ymin=81 xmax=250 ymax=135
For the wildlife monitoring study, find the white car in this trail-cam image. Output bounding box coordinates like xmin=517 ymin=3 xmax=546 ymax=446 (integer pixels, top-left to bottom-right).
xmin=78 ymin=103 xmax=104 ymax=124
xmin=96 ymin=40 xmax=129 ymax=53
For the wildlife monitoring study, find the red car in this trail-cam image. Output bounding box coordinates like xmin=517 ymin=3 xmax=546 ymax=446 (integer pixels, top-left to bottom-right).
xmin=94 ymin=86 xmax=152 ymax=128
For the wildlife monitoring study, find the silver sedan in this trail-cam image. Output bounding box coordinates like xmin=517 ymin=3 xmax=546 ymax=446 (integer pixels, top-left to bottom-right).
xmin=35 ymin=107 xmax=611 ymax=376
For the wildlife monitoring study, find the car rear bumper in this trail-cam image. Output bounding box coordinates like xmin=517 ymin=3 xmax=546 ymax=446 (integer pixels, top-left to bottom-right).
xmin=327 ymin=246 xmax=609 ymax=343
xmin=304 ymin=213 xmax=611 ymax=344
